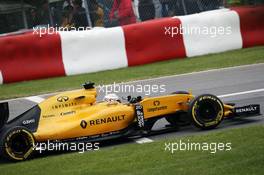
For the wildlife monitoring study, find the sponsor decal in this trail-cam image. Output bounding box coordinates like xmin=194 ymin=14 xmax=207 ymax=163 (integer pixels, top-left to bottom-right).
xmin=60 ymin=111 xmax=76 ymax=116
xmin=22 ymin=119 xmax=35 ymax=125
xmin=235 ymin=105 xmax=259 ymax=113
xmin=57 ymin=96 xmax=69 ymax=102
xmin=52 ymin=102 xmax=77 ymax=109
xmin=135 ymin=104 xmax=144 ymax=128
xmin=153 ymin=100 xmax=160 ymax=106
xmin=80 ymin=120 xmax=88 ymax=129
xmin=43 ymin=114 xmax=55 ymax=118
xmin=89 ymin=115 xmax=125 ymax=126
xmin=200 ymin=96 xmax=217 ymax=101
xmin=81 ymin=115 xmax=126 ymax=128
xmin=42 ymin=111 xmax=76 ymax=119
xmin=147 ymin=101 xmax=168 ymax=112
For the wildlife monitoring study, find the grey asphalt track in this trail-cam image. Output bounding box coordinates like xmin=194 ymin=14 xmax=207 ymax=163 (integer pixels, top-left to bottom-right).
xmin=3 ymin=63 xmax=264 ymax=142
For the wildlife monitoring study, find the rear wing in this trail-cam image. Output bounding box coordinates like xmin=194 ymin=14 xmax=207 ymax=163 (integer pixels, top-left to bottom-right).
xmin=0 ymin=102 xmax=9 ymax=130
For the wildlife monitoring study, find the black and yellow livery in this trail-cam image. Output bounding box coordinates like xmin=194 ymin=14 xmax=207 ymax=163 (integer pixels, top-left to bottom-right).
xmin=0 ymin=82 xmax=261 ymax=161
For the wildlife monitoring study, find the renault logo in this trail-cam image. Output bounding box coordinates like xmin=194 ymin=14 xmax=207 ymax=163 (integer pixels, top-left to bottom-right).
xmin=57 ymin=96 xmax=69 ymax=102
xmin=80 ymin=120 xmax=87 ymax=129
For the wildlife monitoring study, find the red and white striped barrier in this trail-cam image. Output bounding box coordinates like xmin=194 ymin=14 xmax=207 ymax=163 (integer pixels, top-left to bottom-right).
xmin=0 ymin=6 xmax=263 ymax=84
xmin=178 ymin=9 xmax=243 ymax=57
xmin=231 ymin=5 xmax=264 ymax=47
xmin=60 ymin=27 xmax=128 ymax=76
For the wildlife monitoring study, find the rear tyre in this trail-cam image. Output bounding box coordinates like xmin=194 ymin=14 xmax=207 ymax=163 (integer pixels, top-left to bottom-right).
xmin=189 ymin=94 xmax=224 ymax=129
xmin=0 ymin=127 xmax=35 ymax=161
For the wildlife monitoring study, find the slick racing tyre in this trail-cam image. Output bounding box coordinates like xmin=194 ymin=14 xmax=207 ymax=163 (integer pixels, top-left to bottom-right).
xmin=189 ymin=94 xmax=224 ymax=129
xmin=0 ymin=127 xmax=35 ymax=161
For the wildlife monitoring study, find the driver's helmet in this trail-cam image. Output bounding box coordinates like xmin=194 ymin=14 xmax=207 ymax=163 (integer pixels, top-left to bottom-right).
xmin=103 ymin=93 xmax=121 ymax=103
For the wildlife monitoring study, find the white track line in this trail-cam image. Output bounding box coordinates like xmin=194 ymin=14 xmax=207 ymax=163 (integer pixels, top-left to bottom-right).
xmin=125 ymin=63 xmax=264 ymax=84
xmin=218 ymin=88 xmax=264 ymax=98
xmin=1 ymin=63 xmax=263 ymax=103
xmin=24 ymin=88 xmax=264 ymax=104
xmin=134 ymin=137 xmax=154 ymax=144
xmin=25 ymin=96 xmax=45 ymax=103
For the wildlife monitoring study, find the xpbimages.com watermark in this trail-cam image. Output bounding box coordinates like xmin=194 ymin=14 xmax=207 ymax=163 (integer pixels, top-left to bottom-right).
xmin=164 ymin=140 xmax=232 ymax=154
xmin=33 ymin=140 xmax=100 ymax=154
xmin=98 ymin=82 xmax=166 ymax=95
xmin=33 ymin=24 xmax=92 ymax=37
xmin=164 ymin=24 xmax=232 ymax=38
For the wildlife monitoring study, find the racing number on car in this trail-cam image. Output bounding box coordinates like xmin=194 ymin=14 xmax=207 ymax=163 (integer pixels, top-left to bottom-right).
xmin=135 ymin=104 xmax=144 ymax=128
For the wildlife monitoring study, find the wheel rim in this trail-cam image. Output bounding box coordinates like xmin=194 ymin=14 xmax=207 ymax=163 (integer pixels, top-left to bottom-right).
xmin=9 ymin=132 xmax=31 ymax=154
xmin=197 ymin=100 xmax=218 ymax=122
xmin=5 ymin=129 xmax=34 ymax=160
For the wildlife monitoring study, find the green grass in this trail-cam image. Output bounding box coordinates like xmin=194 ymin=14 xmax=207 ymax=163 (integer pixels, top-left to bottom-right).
xmin=0 ymin=125 xmax=263 ymax=175
xmin=0 ymin=46 xmax=264 ymax=100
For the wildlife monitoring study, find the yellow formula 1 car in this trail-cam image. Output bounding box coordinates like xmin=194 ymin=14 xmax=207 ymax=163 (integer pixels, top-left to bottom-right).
xmin=0 ymin=82 xmax=260 ymax=161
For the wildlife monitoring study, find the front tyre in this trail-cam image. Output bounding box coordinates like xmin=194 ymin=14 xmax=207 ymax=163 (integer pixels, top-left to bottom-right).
xmin=0 ymin=127 xmax=35 ymax=161
xmin=189 ymin=94 xmax=224 ymax=129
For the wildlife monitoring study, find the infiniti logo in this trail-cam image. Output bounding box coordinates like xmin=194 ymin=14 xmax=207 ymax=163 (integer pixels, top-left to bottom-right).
xmin=57 ymin=96 xmax=69 ymax=102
